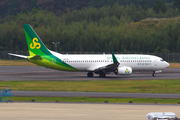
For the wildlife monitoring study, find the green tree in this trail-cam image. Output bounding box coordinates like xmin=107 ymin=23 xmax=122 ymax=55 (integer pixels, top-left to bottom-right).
xmin=30 ymin=0 xmax=37 ymax=9
xmin=9 ymin=1 xmax=20 ymax=15
xmin=153 ymin=0 xmax=166 ymax=13
xmin=22 ymin=8 xmax=28 ymax=14
xmin=144 ymin=5 xmax=149 ymax=11
xmin=161 ymin=4 xmax=167 ymax=13
xmin=173 ymin=0 xmax=180 ymax=11
xmin=177 ymin=38 xmax=180 ymax=52
xmin=153 ymin=1 xmax=160 ymax=13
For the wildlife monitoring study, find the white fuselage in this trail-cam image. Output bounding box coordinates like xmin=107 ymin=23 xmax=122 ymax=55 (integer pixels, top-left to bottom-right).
xmin=51 ymin=51 xmax=169 ymax=72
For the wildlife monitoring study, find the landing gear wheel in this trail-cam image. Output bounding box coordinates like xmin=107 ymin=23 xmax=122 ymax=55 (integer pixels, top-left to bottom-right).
xmin=87 ymin=72 xmax=94 ymax=77
xmin=99 ymin=73 xmax=106 ymax=78
xmin=152 ymin=73 xmax=156 ymax=77
xmin=152 ymin=71 xmax=156 ymax=77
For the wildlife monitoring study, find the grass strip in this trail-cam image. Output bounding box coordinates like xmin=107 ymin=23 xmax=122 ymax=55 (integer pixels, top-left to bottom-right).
xmin=168 ymin=63 xmax=180 ymax=68
xmin=0 ymin=60 xmax=36 ymax=66
xmin=1 ymin=79 xmax=180 ymax=93
xmin=11 ymin=97 xmax=180 ymax=104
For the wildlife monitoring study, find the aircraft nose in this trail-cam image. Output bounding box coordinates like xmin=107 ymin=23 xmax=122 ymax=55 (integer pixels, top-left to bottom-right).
xmin=165 ymin=62 xmax=169 ymax=67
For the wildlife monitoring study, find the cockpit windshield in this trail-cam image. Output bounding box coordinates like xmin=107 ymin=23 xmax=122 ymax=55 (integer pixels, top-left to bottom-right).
xmin=160 ymin=59 xmax=164 ymax=62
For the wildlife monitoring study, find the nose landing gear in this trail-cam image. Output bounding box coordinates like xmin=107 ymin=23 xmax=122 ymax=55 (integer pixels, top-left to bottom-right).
xmin=152 ymin=71 xmax=156 ymax=77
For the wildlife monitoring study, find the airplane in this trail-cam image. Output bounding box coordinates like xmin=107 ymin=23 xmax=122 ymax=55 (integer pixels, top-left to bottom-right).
xmin=8 ymin=24 xmax=170 ymax=78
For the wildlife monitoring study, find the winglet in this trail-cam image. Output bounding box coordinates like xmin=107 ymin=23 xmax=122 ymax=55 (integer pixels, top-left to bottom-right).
xmin=112 ymin=52 xmax=119 ymax=64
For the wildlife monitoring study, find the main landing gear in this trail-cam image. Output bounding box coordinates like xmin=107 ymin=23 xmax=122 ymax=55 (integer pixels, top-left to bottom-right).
xmin=99 ymin=72 xmax=106 ymax=78
xmin=87 ymin=72 xmax=106 ymax=78
xmin=152 ymin=71 xmax=156 ymax=77
xmin=87 ymin=72 xmax=94 ymax=77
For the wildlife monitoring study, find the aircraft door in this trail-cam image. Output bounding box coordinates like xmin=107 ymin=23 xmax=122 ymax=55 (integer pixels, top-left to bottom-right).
xmin=154 ymin=59 xmax=157 ymax=66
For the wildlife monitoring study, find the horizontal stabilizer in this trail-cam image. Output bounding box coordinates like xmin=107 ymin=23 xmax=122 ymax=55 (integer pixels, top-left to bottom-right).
xmin=28 ymin=55 xmax=42 ymax=60
xmin=8 ymin=53 xmax=28 ymax=59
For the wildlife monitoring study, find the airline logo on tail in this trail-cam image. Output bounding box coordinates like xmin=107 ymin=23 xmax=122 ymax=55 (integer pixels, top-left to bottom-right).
xmin=30 ymin=38 xmax=41 ymax=49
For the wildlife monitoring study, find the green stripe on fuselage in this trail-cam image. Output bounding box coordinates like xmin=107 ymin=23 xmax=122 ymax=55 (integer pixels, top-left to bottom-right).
xmin=28 ymin=56 xmax=78 ymax=71
xmin=27 ymin=52 xmax=78 ymax=71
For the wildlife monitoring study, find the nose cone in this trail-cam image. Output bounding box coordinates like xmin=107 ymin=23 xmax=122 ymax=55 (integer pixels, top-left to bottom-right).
xmin=165 ymin=62 xmax=170 ymax=68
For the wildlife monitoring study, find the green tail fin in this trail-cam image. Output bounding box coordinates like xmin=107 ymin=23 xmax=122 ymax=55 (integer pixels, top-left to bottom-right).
xmin=23 ymin=24 xmax=52 ymax=56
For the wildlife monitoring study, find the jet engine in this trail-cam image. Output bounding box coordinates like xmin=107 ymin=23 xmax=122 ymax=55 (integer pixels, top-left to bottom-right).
xmin=114 ymin=66 xmax=132 ymax=75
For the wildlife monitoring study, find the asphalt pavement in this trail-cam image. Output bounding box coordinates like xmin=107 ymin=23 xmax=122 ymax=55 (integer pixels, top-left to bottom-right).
xmin=0 ymin=66 xmax=179 ymax=81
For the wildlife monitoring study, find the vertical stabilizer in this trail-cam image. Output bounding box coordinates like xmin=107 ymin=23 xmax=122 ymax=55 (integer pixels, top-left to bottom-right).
xmin=23 ymin=24 xmax=52 ymax=56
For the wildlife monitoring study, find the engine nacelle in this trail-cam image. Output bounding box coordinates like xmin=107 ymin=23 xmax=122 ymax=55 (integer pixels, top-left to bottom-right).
xmin=114 ymin=66 xmax=132 ymax=75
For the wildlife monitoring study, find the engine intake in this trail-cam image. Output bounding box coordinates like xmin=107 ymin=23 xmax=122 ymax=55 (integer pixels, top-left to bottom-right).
xmin=114 ymin=66 xmax=132 ymax=75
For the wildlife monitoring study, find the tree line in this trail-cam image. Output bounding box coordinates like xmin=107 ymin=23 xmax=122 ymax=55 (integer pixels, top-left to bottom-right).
xmin=0 ymin=3 xmax=180 ymax=53
xmin=0 ymin=0 xmax=178 ymax=18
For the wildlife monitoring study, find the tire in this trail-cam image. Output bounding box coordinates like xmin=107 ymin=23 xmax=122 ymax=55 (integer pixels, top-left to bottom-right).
xmin=152 ymin=71 xmax=156 ymax=77
xmin=152 ymin=73 xmax=156 ymax=77
xmin=87 ymin=72 xmax=93 ymax=77
xmin=99 ymin=73 xmax=106 ymax=78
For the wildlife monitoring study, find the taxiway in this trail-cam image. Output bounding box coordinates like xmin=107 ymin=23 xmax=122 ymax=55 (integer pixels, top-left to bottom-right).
xmin=0 ymin=66 xmax=179 ymax=81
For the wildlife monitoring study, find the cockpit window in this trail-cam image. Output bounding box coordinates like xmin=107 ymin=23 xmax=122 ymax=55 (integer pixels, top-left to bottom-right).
xmin=160 ymin=59 xmax=164 ymax=62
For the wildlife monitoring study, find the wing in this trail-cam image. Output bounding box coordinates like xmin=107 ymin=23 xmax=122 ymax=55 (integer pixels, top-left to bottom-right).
xmin=93 ymin=53 xmax=120 ymax=73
